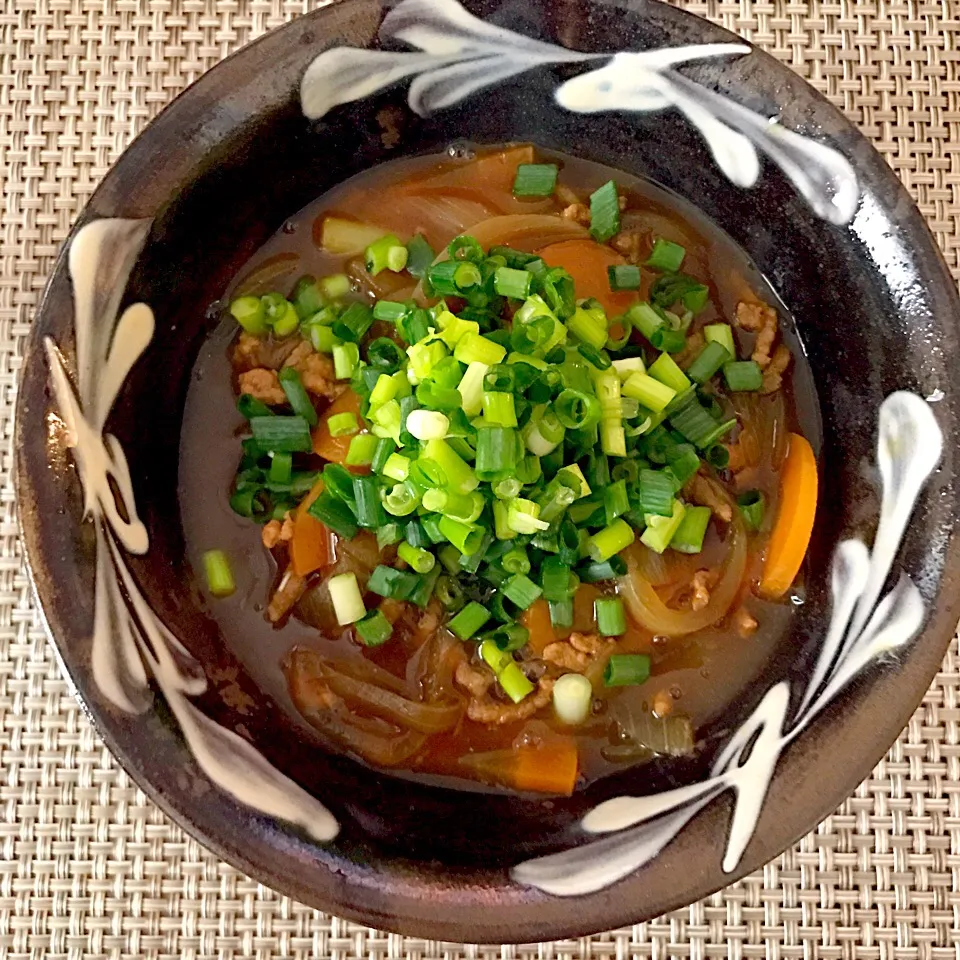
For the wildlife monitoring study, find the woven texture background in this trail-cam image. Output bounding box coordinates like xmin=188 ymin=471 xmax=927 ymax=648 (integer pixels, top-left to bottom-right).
xmin=1 ymin=0 xmax=959 ymax=956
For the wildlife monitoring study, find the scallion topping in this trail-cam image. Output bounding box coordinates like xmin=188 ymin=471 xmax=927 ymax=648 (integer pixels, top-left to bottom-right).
xmin=513 ymin=163 xmax=559 ymax=197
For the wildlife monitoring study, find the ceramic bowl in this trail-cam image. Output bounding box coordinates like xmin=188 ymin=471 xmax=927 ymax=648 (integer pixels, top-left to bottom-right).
xmin=15 ymin=0 xmax=960 ymax=941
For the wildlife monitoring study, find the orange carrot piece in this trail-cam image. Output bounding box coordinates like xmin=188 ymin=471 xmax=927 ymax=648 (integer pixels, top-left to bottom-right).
xmin=536 ymin=239 xmax=639 ymax=318
xmin=760 ymin=433 xmax=818 ymax=599
xmin=522 ymin=598 xmax=557 ymax=654
xmin=312 ymin=390 xmax=366 ymax=469
xmin=459 ymin=738 xmax=580 ymax=795
xmin=512 ymin=739 xmax=579 ymax=795
xmin=290 ymin=478 xmax=335 ymax=577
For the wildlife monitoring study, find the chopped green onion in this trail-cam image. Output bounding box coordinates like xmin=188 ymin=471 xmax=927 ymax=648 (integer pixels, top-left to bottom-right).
xmin=377 ymin=523 xmax=403 ymax=549
xmin=652 ymin=327 xmax=687 ymax=354
xmin=448 ymin=601 xmax=491 ymax=640
xmin=365 ymin=233 xmax=405 ymax=276
xmin=627 ymin=302 xmax=664 ymax=341
xmin=382 ymin=480 xmax=421 ymax=516
xmin=567 ymin=306 xmax=608 ymax=350
xmin=438 ymin=516 xmax=484 ymax=554
xmin=202 ymin=549 xmax=235 ymax=598
xmin=586 ymin=518 xmax=635 ymax=562
xmin=645 ymin=238 xmax=686 ymax=273
xmin=589 ymin=180 xmax=621 ymax=242
xmin=668 ymin=392 xmax=724 ymax=449
xmin=502 ymin=573 xmax=542 ymax=610
xmin=229 ymin=296 xmax=269 ymax=335
xmin=327 ymin=412 xmax=358 ymax=437
xmin=666 ymin=443 xmax=701 ymax=487
xmin=622 ymin=372 xmax=676 ymax=412
xmin=409 ymin=567 xmax=441 ymax=608
xmin=686 ymin=341 xmax=732 ymax=385
xmin=237 ymin=393 xmax=274 ymax=419
xmin=641 ymin=499 xmax=686 ymax=554
xmin=307 ymin=490 xmax=359 ymax=538
xmin=501 ymin=546 xmax=531 ymax=575
xmin=367 ymin=564 xmax=419 ymax=600
xmin=454 ymin=332 xmax=507 ymax=366
xmin=638 ymin=468 xmax=675 ymax=517
xmin=738 ymin=490 xmax=766 ymax=531
xmin=397 ymin=541 xmax=436 ymax=573
xmin=268 ymin=452 xmax=292 ymax=485
xmin=723 ymin=360 xmax=764 ymax=392
xmin=249 ymin=415 xmax=313 ymax=453
xmin=706 ymin=444 xmax=729 ymax=469
xmin=355 ymin=610 xmax=393 ymax=647
xmin=498 ymin=661 xmax=535 ymax=703
xmin=608 ymin=264 xmax=641 ymax=291
xmin=333 ymin=302 xmax=374 ymax=344
xmin=555 ymin=389 xmax=601 ymax=430
xmin=291 ymin=275 xmax=326 ymax=320
xmin=541 ymin=557 xmax=577 ymax=601
xmin=552 ymin=673 xmax=592 ymax=725
xmin=704 ymin=323 xmax=736 ymax=358
xmin=350 ymin=475 xmax=383 ymax=528
xmin=577 ymin=556 xmax=627 ymax=582
xmin=423 ymin=438 xmax=478 ymax=494
xmin=332 ymin=342 xmax=360 ymax=379
xmin=650 ymin=273 xmax=709 ymax=313
xmin=381 ymin=452 xmax=411 ymax=482
xmin=548 ymin=599 xmax=574 ymax=628
xmin=670 ymin=504 xmax=712 ymax=553
xmin=648 ymin=352 xmax=691 ymax=393
xmin=604 ymin=479 xmax=630 ymax=523
xmin=405 ymin=409 xmax=449 ymax=440
xmin=319 ymin=274 xmax=351 ymax=300
xmin=405 ymin=234 xmax=436 ymax=279
xmin=373 ymin=300 xmax=407 ymax=323
xmin=494 ymin=266 xmax=533 ymax=299
xmin=506 ymin=497 xmax=548 ymax=534
xmin=483 ymin=391 xmax=518 ymax=428
xmin=604 ymin=653 xmax=651 ymax=687
xmin=513 ymin=162 xmax=559 ymax=197
xmin=595 ymin=597 xmax=626 ymax=636
xmin=484 ymin=622 xmax=529 ymax=653
xmin=328 ymin=572 xmax=365 ymax=625
xmin=346 ymin=433 xmax=378 ymax=466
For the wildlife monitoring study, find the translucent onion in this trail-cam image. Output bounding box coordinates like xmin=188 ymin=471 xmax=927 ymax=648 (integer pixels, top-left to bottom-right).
xmin=619 ymin=510 xmax=747 ymax=636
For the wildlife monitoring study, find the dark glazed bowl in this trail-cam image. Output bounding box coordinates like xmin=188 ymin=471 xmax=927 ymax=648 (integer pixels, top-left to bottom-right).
xmin=15 ymin=0 xmax=960 ymax=942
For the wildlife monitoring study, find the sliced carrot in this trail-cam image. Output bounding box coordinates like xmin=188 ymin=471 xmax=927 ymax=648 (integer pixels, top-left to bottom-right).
xmin=760 ymin=433 xmax=818 ymax=599
xmin=290 ymin=478 xmax=335 ymax=577
xmin=459 ymin=738 xmax=579 ymax=795
xmin=512 ymin=739 xmax=579 ymax=795
xmin=522 ymin=598 xmax=557 ymax=654
xmin=535 ymin=239 xmax=639 ymax=318
xmin=312 ymin=390 xmax=366 ymax=469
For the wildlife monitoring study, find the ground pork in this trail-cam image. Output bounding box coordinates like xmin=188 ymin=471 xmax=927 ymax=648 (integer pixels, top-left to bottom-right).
xmin=466 ymin=677 xmax=555 ymax=725
xmin=733 ymin=606 xmax=759 ymax=637
xmin=542 ymin=632 xmax=613 ymax=673
xmin=454 ymin=659 xmax=495 ymax=699
xmin=690 ymin=570 xmax=716 ymax=612
xmin=561 ymin=203 xmax=591 ymax=227
xmin=760 ymin=344 xmax=792 ymax=394
xmin=652 ymin=689 xmax=673 ymax=718
xmin=261 ymin=516 xmax=294 ymax=550
xmin=235 ymin=335 xmax=345 ymax=404
xmin=735 ymin=300 xmax=778 ymax=368
xmin=232 ymin=331 xmax=302 ymax=372
xmin=688 ymin=473 xmax=734 ymax=522
xmin=267 ymin=566 xmax=307 ymax=623
xmin=239 ymin=368 xmax=287 ymax=405
xmin=611 ymin=230 xmax=644 ymax=263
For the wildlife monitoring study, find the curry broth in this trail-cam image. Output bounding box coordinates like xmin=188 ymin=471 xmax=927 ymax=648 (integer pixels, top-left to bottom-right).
xmin=179 ymin=144 xmax=820 ymax=791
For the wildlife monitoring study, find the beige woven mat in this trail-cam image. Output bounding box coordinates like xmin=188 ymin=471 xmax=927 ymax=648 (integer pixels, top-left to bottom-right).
xmin=2 ymin=0 xmax=959 ymax=956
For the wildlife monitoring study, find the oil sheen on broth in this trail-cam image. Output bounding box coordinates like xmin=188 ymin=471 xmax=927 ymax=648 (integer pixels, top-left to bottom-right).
xmin=179 ymin=144 xmax=821 ymax=794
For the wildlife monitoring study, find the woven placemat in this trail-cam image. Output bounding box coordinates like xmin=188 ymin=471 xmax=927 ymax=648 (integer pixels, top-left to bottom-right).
xmin=2 ymin=0 xmax=959 ymax=956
